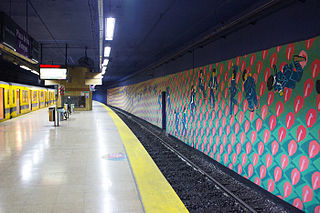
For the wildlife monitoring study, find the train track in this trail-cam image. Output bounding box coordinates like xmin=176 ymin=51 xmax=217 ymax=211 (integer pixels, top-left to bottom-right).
xmin=111 ymin=106 xmax=260 ymax=213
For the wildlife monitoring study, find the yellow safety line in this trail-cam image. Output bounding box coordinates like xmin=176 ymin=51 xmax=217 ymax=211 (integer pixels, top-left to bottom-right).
xmin=101 ymin=103 xmax=188 ymax=213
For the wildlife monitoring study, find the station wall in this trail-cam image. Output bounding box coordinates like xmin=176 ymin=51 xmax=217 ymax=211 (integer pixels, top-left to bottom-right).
xmin=107 ymin=36 xmax=320 ymax=212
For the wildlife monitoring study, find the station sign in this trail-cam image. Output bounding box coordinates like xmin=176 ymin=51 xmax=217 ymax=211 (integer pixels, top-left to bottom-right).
xmin=40 ymin=64 xmax=67 ymax=80
xmin=0 ymin=12 xmax=40 ymax=62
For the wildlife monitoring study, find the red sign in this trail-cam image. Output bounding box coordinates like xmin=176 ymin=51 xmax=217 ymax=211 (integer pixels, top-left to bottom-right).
xmin=40 ymin=64 xmax=61 ymax=68
xmin=59 ymin=86 xmax=65 ymax=96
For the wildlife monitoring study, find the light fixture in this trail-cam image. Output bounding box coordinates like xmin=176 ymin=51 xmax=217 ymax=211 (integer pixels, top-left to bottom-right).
xmin=20 ymin=65 xmax=31 ymax=71
xmin=105 ymin=17 xmax=115 ymax=40
xmin=32 ymin=58 xmax=39 ymax=64
xmin=3 ymin=42 xmax=16 ymax=51
xmin=31 ymin=70 xmax=39 ymax=75
xmin=20 ymin=65 xmax=39 ymax=75
xmin=101 ymin=66 xmax=107 ymax=74
xmin=104 ymin=46 xmax=111 ymax=57
xmin=102 ymin=59 xmax=109 ymax=66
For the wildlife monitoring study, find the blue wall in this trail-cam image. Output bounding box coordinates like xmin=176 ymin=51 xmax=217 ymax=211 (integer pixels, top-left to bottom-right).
xmin=93 ymin=88 xmax=108 ymax=104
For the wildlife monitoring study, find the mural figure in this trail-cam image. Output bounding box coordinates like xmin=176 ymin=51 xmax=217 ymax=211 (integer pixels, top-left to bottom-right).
xmin=174 ymin=110 xmax=179 ymax=133
xmin=229 ymin=65 xmax=238 ymax=115
xmin=108 ymin=36 xmax=320 ymax=213
xmin=130 ymin=96 xmax=133 ymax=106
xmin=138 ymin=93 xmax=142 ymax=102
xmin=208 ymin=68 xmax=218 ymax=107
xmin=198 ymin=70 xmax=206 ymax=99
xmin=267 ymin=55 xmax=306 ymax=95
xmin=133 ymin=91 xmax=137 ymax=101
xmin=166 ymin=87 xmax=172 ymax=111
xmin=153 ymin=85 xmax=158 ymax=96
xmin=243 ymin=69 xmax=258 ymax=112
xmin=158 ymin=90 xmax=162 ymax=110
xmin=181 ymin=106 xmax=187 ymax=138
xmin=190 ymin=85 xmax=197 ymax=116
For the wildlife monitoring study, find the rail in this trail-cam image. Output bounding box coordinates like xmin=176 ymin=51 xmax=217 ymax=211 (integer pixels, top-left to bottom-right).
xmin=111 ymin=106 xmax=257 ymax=213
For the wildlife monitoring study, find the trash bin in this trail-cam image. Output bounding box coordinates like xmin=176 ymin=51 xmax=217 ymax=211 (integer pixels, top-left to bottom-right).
xmin=57 ymin=107 xmax=65 ymax=121
xmin=49 ymin=107 xmax=55 ymax=121
xmin=64 ymin=104 xmax=70 ymax=119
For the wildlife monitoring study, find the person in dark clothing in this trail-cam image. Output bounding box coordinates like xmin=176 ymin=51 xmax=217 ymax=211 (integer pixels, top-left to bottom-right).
xmin=267 ymin=55 xmax=306 ymax=95
xmin=198 ymin=70 xmax=206 ymax=99
xmin=158 ymin=91 xmax=162 ymax=110
xmin=174 ymin=110 xmax=179 ymax=133
xmin=243 ymin=69 xmax=258 ymax=112
xmin=229 ymin=65 xmax=238 ymax=115
xmin=181 ymin=106 xmax=187 ymax=138
xmin=166 ymin=87 xmax=172 ymax=111
xmin=208 ymin=68 xmax=218 ymax=107
xmin=190 ymin=85 xmax=196 ymax=116
xmin=153 ymin=85 xmax=158 ymax=95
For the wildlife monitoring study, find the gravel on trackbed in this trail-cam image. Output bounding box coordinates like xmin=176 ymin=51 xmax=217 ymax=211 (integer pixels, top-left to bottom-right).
xmin=113 ymin=107 xmax=301 ymax=213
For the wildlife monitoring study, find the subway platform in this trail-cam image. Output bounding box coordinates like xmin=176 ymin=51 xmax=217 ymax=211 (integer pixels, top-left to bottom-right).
xmin=0 ymin=101 xmax=187 ymax=213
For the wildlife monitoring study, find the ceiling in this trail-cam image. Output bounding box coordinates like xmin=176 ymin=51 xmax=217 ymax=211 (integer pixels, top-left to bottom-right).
xmin=0 ymin=0 xmax=271 ymax=86
xmin=0 ymin=0 xmax=99 ymax=68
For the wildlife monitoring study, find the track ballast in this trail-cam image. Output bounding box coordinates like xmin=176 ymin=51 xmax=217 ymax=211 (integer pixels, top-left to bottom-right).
xmin=112 ymin=106 xmax=295 ymax=213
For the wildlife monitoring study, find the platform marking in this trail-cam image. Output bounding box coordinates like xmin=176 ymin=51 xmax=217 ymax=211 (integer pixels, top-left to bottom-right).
xmin=101 ymin=103 xmax=189 ymax=213
xmin=102 ymin=152 xmax=127 ymax=161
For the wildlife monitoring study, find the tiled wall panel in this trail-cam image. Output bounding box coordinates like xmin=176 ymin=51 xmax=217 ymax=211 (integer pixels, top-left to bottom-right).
xmin=108 ymin=36 xmax=320 ymax=212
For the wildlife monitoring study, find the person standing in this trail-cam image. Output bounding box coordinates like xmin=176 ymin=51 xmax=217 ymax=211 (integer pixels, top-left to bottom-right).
xmin=208 ymin=68 xmax=218 ymax=107
xmin=243 ymin=69 xmax=258 ymax=112
xmin=229 ymin=65 xmax=238 ymax=115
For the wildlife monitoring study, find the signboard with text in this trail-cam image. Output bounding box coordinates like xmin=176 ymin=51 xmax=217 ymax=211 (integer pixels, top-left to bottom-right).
xmin=0 ymin=12 xmax=39 ymax=61
xmin=40 ymin=64 xmax=67 ymax=80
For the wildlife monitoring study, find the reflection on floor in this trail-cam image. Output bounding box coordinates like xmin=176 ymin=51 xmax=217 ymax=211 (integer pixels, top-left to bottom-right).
xmin=0 ymin=102 xmax=144 ymax=213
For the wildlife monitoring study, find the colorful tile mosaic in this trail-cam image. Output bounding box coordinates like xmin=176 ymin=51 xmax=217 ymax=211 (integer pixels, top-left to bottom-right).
xmin=108 ymin=36 xmax=320 ymax=212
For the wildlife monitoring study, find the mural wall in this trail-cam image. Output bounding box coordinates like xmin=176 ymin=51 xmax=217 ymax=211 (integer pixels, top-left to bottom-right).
xmin=107 ymin=36 xmax=320 ymax=212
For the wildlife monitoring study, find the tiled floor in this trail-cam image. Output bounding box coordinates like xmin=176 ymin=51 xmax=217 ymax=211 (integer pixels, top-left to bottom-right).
xmin=0 ymin=102 xmax=144 ymax=213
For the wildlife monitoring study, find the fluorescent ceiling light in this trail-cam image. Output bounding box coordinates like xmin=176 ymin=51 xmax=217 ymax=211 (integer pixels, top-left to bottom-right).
xmin=105 ymin=18 xmax=115 ymax=40
xmin=104 ymin=46 xmax=111 ymax=57
xmin=32 ymin=58 xmax=39 ymax=64
xmin=102 ymin=59 xmax=109 ymax=66
xmin=20 ymin=65 xmax=31 ymax=71
xmin=101 ymin=66 xmax=107 ymax=74
xmin=3 ymin=42 xmax=16 ymax=51
xmin=31 ymin=70 xmax=39 ymax=75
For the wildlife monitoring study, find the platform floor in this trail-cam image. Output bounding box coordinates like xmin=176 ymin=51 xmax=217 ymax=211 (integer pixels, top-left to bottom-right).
xmin=0 ymin=102 xmax=187 ymax=213
xmin=0 ymin=102 xmax=145 ymax=213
